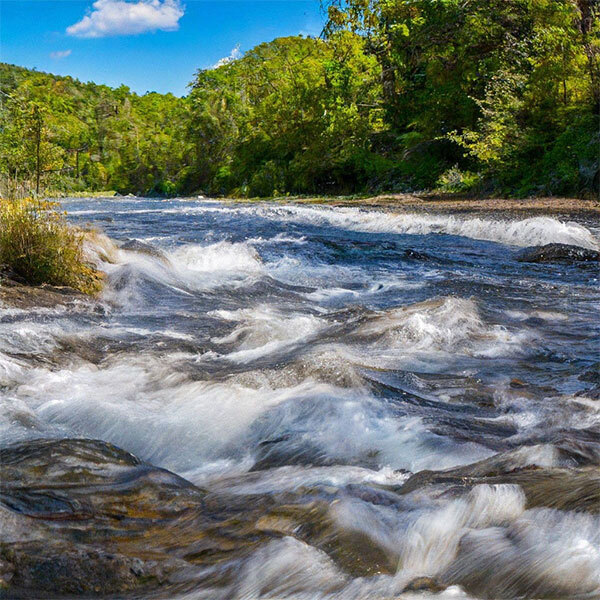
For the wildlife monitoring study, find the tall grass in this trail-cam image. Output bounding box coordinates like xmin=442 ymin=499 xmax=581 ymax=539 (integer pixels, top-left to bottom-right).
xmin=0 ymin=198 xmax=102 ymax=294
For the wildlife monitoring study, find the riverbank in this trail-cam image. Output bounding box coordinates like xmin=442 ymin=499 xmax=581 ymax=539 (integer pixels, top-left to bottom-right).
xmin=0 ymin=275 xmax=89 ymax=309
xmin=35 ymin=192 xmax=600 ymax=215
xmin=0 ymin=198 xmax=103 ymax=295
xmin=273 ymin=194 xmax=600 ymax=215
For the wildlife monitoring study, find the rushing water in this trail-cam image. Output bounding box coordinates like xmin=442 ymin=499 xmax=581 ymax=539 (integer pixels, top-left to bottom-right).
xmin=1 ymin=198 xmax=600 ymax=599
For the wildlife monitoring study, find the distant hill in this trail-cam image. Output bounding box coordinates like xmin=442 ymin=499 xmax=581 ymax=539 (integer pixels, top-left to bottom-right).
xmin=0 ymin=62 xmax=190 ymax=197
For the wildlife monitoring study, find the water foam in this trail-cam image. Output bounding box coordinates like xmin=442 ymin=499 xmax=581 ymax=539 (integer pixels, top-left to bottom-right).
xmin=209 ymin=306 xmax=329 ymax=363
xmin=85 ymin=235 xmax=266 ymax=305
xmin=329 ymin=483 xmax=600 ymax=598
xmin=250 ymin=205 xmax=600 ymax=249
xmin=3 ymin=354 xmax=492 ymax=477
xmin=170 ymin=240 xmax=263 ymax=273
xmin=352 ymin=297 xmax=531 ymax=366
xmin=8 ymin=357 xmax=298 ymax=473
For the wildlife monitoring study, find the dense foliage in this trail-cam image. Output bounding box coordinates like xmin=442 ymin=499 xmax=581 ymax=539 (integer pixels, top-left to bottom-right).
xmin=1 ymin=0 xmax=598 ymax=198
xmin=0 ymin=64 xmax=190 ymax=197
xmin=187 ymin=34 xmax=385 ymax=196
xmin=324 ymin=0 xmax=600 ymax=196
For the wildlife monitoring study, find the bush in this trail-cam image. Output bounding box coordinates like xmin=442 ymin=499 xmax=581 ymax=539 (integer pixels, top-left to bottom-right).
xmin=248 ymin=161 xmax=287 ymax=197
xmin=436 ymin=166 xmax=482 ymax=193
xmin=0 ymin=198 xmax=102 ymax=294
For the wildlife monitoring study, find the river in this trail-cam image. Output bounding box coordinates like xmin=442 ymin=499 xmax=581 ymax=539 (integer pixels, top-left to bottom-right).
xmin=1 ymin=197 xmax=599 ymax=599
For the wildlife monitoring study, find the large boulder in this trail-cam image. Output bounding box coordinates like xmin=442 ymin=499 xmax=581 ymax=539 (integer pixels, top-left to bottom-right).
xmin=517 ymin=243 xmax=599 ymax=263
xmin=0 ymin=439 xmax=207 ymax=596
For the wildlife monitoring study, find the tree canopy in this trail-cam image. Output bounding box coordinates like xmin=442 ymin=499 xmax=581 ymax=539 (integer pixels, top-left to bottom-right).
xmin=0 ymin=64 xmax=190 ymax=197
xmin=1 ymin=1 xmax=598 ymax=199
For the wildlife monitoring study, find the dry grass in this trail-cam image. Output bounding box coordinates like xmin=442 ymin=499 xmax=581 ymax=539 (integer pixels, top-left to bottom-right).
xmin=0 ymin=198 xmax=102 ymax=294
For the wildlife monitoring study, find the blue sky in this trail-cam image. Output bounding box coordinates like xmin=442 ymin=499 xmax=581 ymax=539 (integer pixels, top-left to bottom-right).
xmin=0 ymin=0 xmax=325 ymax=96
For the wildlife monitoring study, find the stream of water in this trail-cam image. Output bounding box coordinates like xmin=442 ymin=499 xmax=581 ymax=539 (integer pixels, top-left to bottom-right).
xmin=1 ymin=198 xmax=599 ymax=599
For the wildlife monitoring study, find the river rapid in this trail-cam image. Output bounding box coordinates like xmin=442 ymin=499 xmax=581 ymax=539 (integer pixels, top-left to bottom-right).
xmin=1 ymin=197 xmax=600 ymax=599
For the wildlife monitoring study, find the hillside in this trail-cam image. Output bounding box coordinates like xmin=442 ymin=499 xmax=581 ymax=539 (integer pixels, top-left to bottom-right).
xmin=0 ymin=62 xmax=190 ymax=197
xmin=1 ymin=0 xmax=599 ymax=200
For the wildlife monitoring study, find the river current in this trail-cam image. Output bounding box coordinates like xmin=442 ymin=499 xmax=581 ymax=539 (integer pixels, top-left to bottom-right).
xmin=1 ymin=198 xmax=600 ymax=599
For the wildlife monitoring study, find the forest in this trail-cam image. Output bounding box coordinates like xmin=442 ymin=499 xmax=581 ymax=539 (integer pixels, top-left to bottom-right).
xmin=1 ymin=0 xmax=598 ymax=199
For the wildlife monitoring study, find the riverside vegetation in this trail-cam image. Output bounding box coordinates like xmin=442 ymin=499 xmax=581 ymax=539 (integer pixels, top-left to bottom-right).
xmin=1 ymin=0 xmax=598 ymax=200
xmin=0 ymin=198 xmax=102 ymax=293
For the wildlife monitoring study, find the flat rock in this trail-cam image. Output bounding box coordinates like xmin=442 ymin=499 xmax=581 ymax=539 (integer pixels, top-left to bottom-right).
xmin=0 ymin=276 xmax=87 ymax=310
xmin=0 ymin=541 xmax=169 ymax=596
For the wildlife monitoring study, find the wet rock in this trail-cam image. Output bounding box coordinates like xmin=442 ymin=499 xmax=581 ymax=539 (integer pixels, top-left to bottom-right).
xmin=510 ymin=378 xmax=528 ymax=389
xmin=403 ymin=249 xmax=433 ymax=261
xmin=403 ymin=576 xmax=445 ymax=593
xmin=399 ymin=451 xmax=600 ymax=514
xmin=579 ymin=364 xmax=600 ymax=384
xmin=0 ymin=438 xmax=278 ymax=596
xmin=0 ymin=276 xmax=87 ymax=310
xmin=516 ymin=243 xmax=599 ymax=263
xmin=0 ymin=559 xmax=14 ymax=586
xmin=251 ymin=437 xmax=342 ymax=471
xmin=576 ymin=386 xmax=600 ymax=400
xmin=0 ymin=438 xmax=205 ymax=521
xmin=588 ymin=387 xmax=600 ymax=400
xmin=256 ymin=500 xmax=399 ymax=577
xmin=0 ymin=541 xmax=168 ymax=595
xmin=119 ymin=239 xmax=167 ymax=261
xmin=0 ymin=439 xmax=203 ymax=595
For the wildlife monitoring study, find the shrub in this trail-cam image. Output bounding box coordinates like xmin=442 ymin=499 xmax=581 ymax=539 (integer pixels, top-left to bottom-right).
xmin=0 ymin=198 xmax=102 ymax=294
xmin=248 ymin=161 xmax=287 ymax=197
xmin=436 ymin=166 xmax=482 ymax=194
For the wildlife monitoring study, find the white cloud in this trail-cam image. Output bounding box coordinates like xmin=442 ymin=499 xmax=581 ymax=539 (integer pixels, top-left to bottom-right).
xmin=50 ymin=49 xmax=72 ymax=60
xmin=212 ymin=45 xmax=242 ymax=69
xmin=66 ymin=0 xmax=184 ymax=38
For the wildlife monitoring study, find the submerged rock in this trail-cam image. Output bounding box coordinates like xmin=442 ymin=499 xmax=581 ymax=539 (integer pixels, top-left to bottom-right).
xmin=403 ymin=576 xmax=445 ymax=593
xmin=119 ymin=238 xmax=168 ymax=261
xmin=517 ymin=243 xmax=599 ymax=263
xmin=399 ymin=450 xmax=600 ymax=514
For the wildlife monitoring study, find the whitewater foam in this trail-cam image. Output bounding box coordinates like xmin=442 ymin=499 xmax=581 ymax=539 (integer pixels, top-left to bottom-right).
xmin=209 ymin=306 xmax=329 ymax=363
xmin=170 ymin=240 xmax=263 ymax=273
xmin=250 ymin=205 xmax=600 ymax=249
xmin=351 ymin=297 xmax=532 ymax=368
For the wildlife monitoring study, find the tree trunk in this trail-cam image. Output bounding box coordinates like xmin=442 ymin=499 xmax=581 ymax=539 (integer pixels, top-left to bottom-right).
xmin=576 ymin=0 xmax=600 ymax=114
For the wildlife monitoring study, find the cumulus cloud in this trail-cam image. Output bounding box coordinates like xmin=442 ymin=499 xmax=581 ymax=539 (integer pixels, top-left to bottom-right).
xmin=66 ymin=0 xmax=184 ymax=38
xmin=50 ymin=50 xmax=72 ymax=60
xmin=212 ymin=45 xmax=242 ymax=69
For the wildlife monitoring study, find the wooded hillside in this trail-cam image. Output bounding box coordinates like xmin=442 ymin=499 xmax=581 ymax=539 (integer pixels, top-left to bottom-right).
xmin=1 ymin=0 xmax=598 ymax=198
